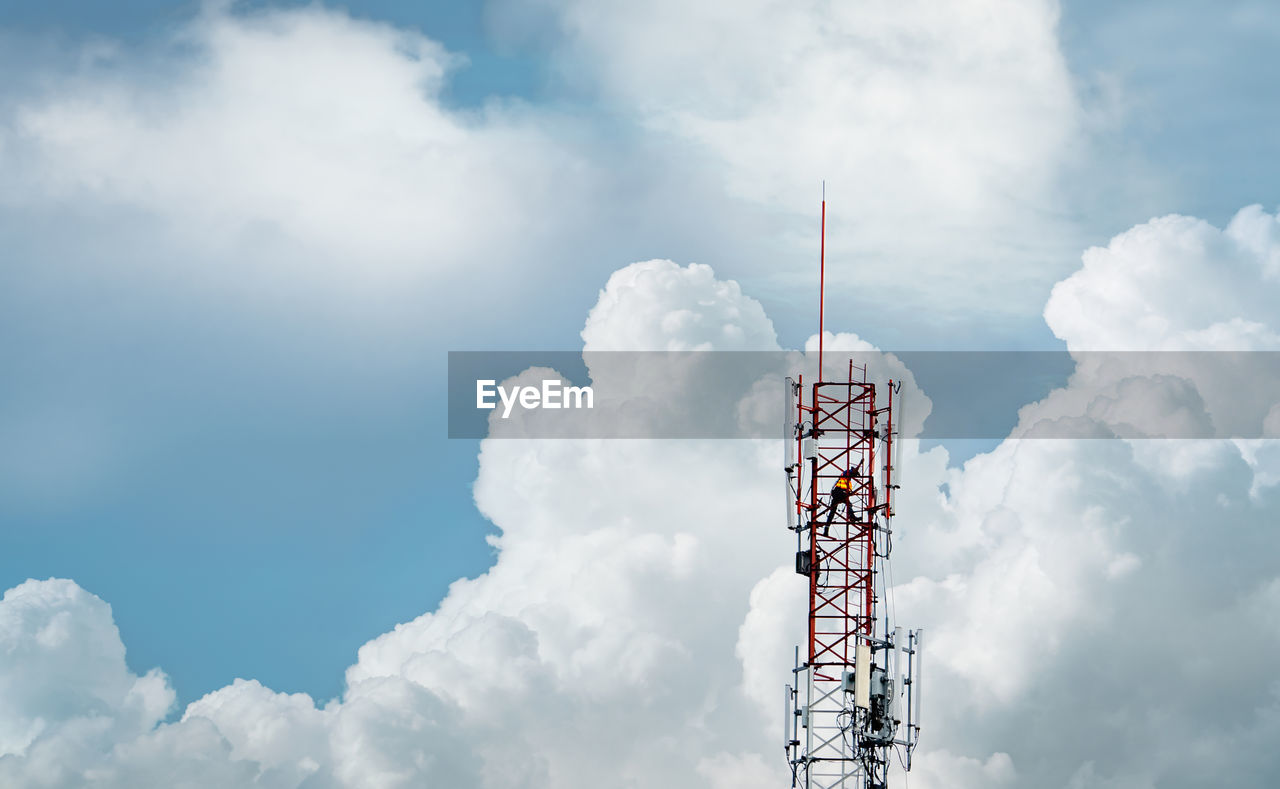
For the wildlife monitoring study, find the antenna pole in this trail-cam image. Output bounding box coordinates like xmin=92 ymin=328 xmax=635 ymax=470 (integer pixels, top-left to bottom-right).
xmin=818 ymin=182 xmax=826 ymax=381
xmin=784 ymin=192 xmax=924 ymax=787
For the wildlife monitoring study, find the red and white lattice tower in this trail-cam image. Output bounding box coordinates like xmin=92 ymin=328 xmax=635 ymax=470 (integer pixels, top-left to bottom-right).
xmin=781 ymin=195 xmax=922 ymax=789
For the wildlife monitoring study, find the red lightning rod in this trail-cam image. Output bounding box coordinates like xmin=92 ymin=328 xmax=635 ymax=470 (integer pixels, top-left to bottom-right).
xmin=818 ymin=182 xmax=826 ymax=381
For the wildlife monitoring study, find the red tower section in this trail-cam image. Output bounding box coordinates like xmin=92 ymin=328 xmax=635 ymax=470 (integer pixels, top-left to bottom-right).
xmin=795 ymin=361 xmax=895 ymax=681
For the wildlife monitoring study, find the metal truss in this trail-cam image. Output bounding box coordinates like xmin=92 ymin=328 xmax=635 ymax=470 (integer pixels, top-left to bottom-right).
xmin=783 ymin=362 xmax=921 ymax=789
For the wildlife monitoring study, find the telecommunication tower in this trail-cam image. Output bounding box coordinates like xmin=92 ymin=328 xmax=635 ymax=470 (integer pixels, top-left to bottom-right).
xmin=781 ymin=194 xmax=922 ymax=789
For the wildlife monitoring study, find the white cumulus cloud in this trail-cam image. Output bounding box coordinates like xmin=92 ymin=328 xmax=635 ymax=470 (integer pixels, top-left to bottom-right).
xmin=496 ymin=0 xmax=1092 ymax=314
xmin=0 ymin=4 xmax=591 ymax=312
xmin=1 ymin=6 xmax=1280 ymax=780
xmin=4 ymin=219 xmax=1280 ymax=786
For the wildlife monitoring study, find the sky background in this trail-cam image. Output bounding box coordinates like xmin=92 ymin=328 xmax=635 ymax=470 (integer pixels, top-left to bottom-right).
xmin=2 ymin=1 xmax=1280 ymax=787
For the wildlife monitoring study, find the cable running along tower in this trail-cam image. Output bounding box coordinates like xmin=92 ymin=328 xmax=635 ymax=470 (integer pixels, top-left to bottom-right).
xmin=782 ymin=191 xmax=922 ymax=789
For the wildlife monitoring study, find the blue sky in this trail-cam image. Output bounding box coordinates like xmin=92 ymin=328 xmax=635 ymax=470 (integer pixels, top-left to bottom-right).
xmin=2 ymin=0 xmax=1279 ymax=720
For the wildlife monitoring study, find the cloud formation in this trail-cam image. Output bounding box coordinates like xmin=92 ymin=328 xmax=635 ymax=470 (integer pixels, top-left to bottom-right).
xmin=501 ymin=0 xmax=1090 ymax=310
xmin=0 ymin=0 xmax=1120 ymax=346
xmin=4 ymin=207 xmax=1280 ymax=786
xmin=1046 ymin=205 xmax=1280 ymax=352
xmin=1015 ymin=207 xmax=1280 ymax=441
xmin=0 ymin=580 xmax=173 ymax=782
xmin=2 ymin=4 xmax=1279 ymax=789
xmin=3 ymin=7 xmax=582 ymax=278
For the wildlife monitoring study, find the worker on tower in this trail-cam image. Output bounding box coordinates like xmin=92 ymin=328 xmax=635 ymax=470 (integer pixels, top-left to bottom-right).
xmin=822 ymin=465 xmax=861 ymax=536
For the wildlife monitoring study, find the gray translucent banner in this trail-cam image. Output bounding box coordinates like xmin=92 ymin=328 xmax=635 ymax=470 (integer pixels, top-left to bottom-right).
xmin=447 ymin=351 xmax=1280 ymax=439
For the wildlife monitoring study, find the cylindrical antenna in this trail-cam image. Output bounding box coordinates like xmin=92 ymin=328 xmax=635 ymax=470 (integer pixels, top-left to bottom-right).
xmin=782 ymin=683 xmax=789 ymax=748
xmin=914 ymin=628 xmax=924 ymax=732
xmin=892 ymin=626 xmax=905 ymax=725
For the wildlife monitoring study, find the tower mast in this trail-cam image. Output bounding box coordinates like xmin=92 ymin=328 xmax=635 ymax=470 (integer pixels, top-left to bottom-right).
xmin=782 ymin=195 xmax=922 ymax=789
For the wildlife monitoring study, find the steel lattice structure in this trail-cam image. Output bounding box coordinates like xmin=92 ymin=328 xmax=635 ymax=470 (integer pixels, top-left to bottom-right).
xmin=805 ymin=371 xmax=882 ymax=672
xmin=780 ymin=193 xmax=922 ymax=788
xmin=782 ymin=364 xmax=922 ymax=789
